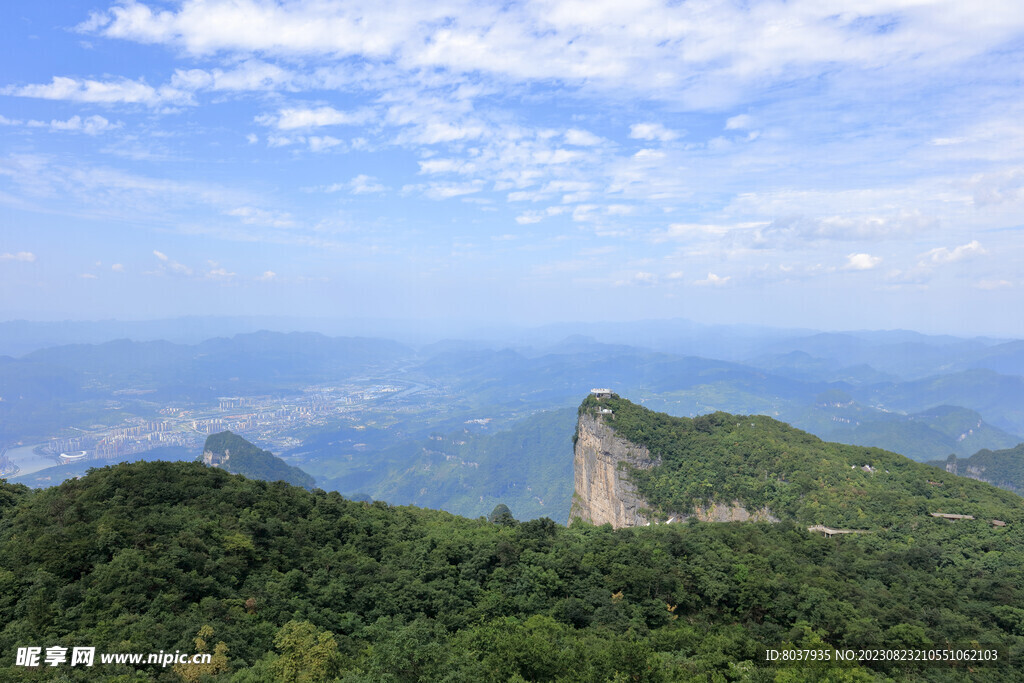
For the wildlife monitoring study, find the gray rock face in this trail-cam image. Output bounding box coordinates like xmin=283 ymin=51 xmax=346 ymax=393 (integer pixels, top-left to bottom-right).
xmin=673 ymin=502 xmax=778 ymax=524
xmin=569 ymin=412 xmax=659 ymax=528
xmin=569 ymin=410 xmax=778 ymax=528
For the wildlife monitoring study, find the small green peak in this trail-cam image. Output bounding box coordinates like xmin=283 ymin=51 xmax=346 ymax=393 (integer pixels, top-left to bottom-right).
xmin=488 ymin=503 xmax=517 ymax=526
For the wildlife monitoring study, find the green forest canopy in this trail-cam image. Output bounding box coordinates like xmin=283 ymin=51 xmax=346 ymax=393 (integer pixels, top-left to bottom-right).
xmin=580 ymin=394 xmax=1024 ymax=529
xmin=0 ymin=455 xmax=1021 ymax=681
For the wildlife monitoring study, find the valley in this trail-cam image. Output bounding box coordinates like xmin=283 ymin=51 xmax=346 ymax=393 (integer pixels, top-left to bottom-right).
xmin=3 ymin=323 xmax=1023 ymax=523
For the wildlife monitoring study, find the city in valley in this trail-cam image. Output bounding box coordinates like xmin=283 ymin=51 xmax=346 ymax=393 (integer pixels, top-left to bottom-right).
xmin=0 ymin=380 xmax=432 ymax=479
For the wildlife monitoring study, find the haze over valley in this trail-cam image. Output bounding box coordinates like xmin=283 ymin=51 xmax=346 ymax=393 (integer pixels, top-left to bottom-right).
xmin=3 ymin=317 xmax=1022 ymax=524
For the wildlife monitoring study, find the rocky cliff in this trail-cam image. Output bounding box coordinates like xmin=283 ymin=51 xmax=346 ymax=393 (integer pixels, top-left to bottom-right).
xmin=569 ymin=404 xmax=779 ymax=528
xmin=569 ymin=411 xmax=660 ymax=528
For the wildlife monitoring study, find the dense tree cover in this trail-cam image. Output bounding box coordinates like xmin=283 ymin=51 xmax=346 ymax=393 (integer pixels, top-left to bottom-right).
xmin=0 ymin=461 xmax=1022 ymax=681
xmin=311 ymin=408 xmax=576 ymax=523
xmin=204 ymin=431 xmax=315 ymax=489
xmin=582 ymin=396 xmax=1024 ymax=529
xmin=931 ymin=443 xmax=1024 ymax=494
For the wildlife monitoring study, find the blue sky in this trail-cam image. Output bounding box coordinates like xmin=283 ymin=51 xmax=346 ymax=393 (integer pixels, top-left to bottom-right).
xmin=2 ymin=1 xmax=1023 ymax=336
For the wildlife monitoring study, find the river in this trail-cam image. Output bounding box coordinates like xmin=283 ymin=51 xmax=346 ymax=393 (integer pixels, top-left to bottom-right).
xmin=3 ymin=443 xmax=61 ymax=477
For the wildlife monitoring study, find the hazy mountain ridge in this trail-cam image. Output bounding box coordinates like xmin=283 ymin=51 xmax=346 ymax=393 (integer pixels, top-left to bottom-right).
xmin=3 ymin=326 xmax=1022 ymax=489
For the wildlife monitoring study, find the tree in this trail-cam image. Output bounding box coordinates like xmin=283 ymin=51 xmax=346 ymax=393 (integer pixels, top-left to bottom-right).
xmin=269 ymin=620 xmax=341 ymax=683
xmin=488 ymin=503 xmax=517 ymax=526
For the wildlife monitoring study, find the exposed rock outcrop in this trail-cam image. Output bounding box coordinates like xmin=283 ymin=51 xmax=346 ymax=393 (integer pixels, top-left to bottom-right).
xmin=570 ymin=412 xmax=659 ymax=528
xmin=672 ymin=502 xmax=778 ymax=524
xmin=569 ymin=407 xmax=778 ymax=528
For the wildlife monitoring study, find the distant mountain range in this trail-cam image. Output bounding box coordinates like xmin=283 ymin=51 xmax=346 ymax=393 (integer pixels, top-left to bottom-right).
xmin=3 ymin=325 xmax=1023 ymax=504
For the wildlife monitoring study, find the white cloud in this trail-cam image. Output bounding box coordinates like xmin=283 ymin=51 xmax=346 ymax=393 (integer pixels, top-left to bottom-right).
xmin=418 ymin=158 xmax=476 ymax=174
xmin=307 ymin=135 xmax=344 ymax=152
xmin=651 ymin=222 xmax=759 ymax=242
xmin=168 ymin=261 xmax=192 ymax=275
xmin=974 ymin=279 xmax=1013 ymax=290
xmin=564 ymin=129 xmax=603 ymax=146
xmin=47 ymin=115 xmax=121 ymax=135
xmin=5 ymin=76 xmax=191 ymax=108
xmin=170 ymin=60 xmax=297 ymax=92
xmin=7 ymin=0 xmax=1014 ymax=312
xmin=612 ymin=271 xmax=658 ymax=287
xmin=515 ymin=206 xmax=568 ymax=224
xmin=150 ymin=250 xmax=192 ymax=276
xmin=79 ymin=0 xmax=1024 ymax=110
xmin=410 ymin=121 xmax=486 ymax=144
xmin=0 ymin=251 xmax=36 ymax=262
xmin=632 ymin=148 xmax=665 ymax=160
xmin=405 ymin=181 xmax=484 ymax=200
xmin=694 ymin=272 xmax=731 ymax=286
xmin=259 ymin=106 xmax=373 ymax=130
xmin=748 ymin=211 xmax=936 ymax=247
xmin=266 ymin=135 xmax=295 ymax=148
xmin=920 ymin=240 xmax=986 ymax=265
xmin=632 ymin=271 xmax=656 ymax=284
xmin=307 ymin=175 xmax=387 ymax=194
xmin=629 ymin=123 xmax=679 ymax=142
xmin=969 ymin=168 xmax=1024 ymax=207
xmin=111 ymin=263 xmax=124 ymax=271
xmin=80 ymin=273 xmax=98 ymax=279
xmin=725 ymin=114 xmax=754 ymax=130
xmin=226 ymin=207 xmax=295 ymax=227
xmin=258 ymin=270 xmax=277 ymax=281
xmin=2 ymin=113 xmax=120 ymax=134
xmin=349 ymin=174 xmax=386 ymax=194
xmin=844 ymin=253 xmax=882 ymax=270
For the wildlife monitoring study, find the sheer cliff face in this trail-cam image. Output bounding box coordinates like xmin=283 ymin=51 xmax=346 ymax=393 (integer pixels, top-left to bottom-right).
xmin=569 ymin=410 xmax=780 ymax=528
xmin=569 ymin=412 xmax=660 ymax=528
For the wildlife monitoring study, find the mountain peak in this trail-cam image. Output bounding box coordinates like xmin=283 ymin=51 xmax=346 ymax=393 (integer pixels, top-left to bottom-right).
xmin=570 ymin=395 xmax=1022 ymax=530
xmin=202 ymin=431 xmax=315 ymax=489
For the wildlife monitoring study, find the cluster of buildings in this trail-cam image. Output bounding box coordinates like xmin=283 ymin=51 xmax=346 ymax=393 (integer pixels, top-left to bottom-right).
xmin=30 ymin=382 xmax=415 ymax=471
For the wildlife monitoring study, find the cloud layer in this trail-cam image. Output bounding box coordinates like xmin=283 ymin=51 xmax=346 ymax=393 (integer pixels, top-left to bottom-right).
xmin=0 ymin=1 xmax=1022 ymax=331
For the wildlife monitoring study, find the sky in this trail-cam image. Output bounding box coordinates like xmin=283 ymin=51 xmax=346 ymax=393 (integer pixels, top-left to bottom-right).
xmin=1 ymin=1 xmax=1023 ymax=336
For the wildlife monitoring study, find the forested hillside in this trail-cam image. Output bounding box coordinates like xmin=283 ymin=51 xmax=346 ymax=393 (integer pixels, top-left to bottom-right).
xmin=584 ymin=395 xmax=1024 ymax=529
xmin=203 ymin=431 xmax=315 ymax=489
xmin=0 ymin=461 xmax=1021 ymax=681
xmin=931 ymin=444 xmax=1024 ymax=494
xmin=312 ymin=408 xmax=576 ymax=522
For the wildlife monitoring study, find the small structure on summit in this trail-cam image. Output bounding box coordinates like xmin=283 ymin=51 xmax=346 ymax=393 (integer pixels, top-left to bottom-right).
xmin=591 ymin=388 xmax=613 ymax=399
